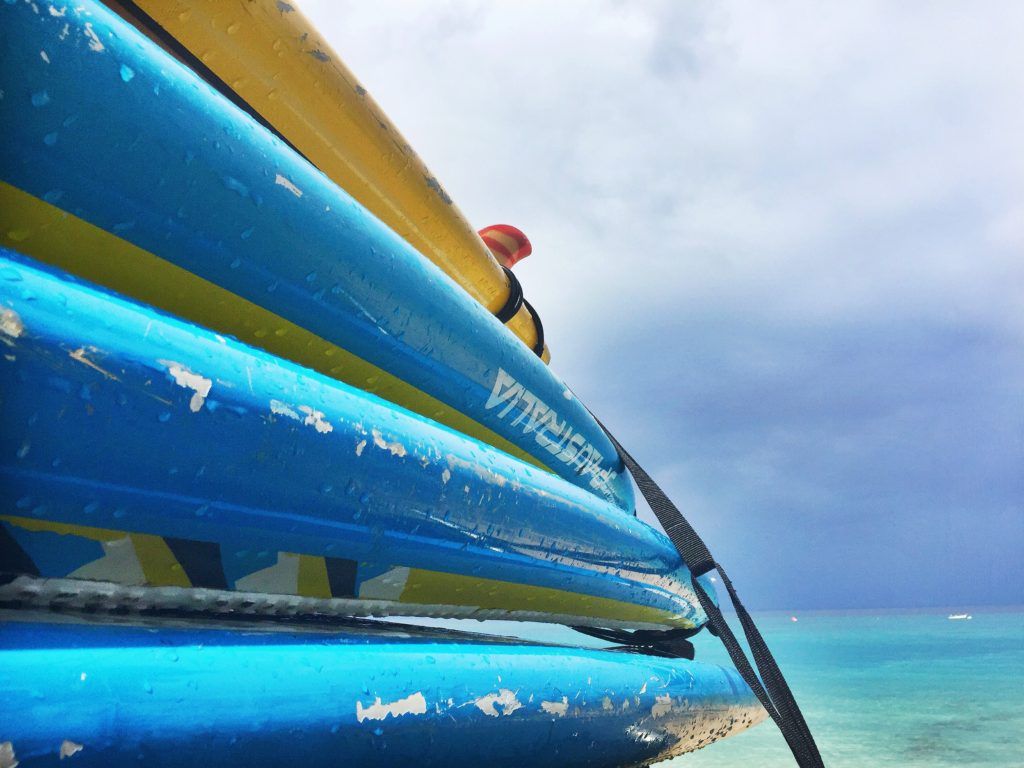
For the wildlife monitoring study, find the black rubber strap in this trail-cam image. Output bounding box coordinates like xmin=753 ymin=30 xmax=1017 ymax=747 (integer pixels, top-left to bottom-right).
xmin=522 ymin=298 xmax=545 ymax=357
xmin=572 ymin=625 xmax=698 ymax=660
xmin=494 ymin=266 xmax=524 ymax=323
xmin=596 ymin=419 xmax=825 ymax=767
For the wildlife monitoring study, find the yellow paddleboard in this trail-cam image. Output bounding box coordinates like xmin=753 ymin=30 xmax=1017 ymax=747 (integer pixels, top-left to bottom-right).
xmin=106 ymin=0 xmax=549 ymax=361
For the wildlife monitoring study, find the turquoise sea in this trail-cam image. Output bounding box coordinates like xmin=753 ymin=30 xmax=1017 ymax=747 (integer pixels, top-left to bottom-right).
xmin=395 ymin=608 xmax=1024 ymax=766
xmin=668 ymin=608 xmax=1024 ymax=767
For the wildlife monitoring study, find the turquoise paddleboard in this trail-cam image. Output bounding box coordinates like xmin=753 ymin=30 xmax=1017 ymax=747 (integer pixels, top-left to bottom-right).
xmin=0 ymin=613 xmax=764 ymax=768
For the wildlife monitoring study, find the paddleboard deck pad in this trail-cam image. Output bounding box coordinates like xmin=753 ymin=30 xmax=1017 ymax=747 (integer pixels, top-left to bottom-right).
xmin=0 ymin=611 xmax=765 ymax=768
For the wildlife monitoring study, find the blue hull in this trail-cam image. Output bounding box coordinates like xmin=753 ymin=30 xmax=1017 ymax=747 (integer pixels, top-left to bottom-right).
xmin=0 ymin=251 xmax=708 ymax=629
xmin=0 ymin=0 xmax=632 ymax=512
xmin=0 ymin=614 xmax=764 ymax=767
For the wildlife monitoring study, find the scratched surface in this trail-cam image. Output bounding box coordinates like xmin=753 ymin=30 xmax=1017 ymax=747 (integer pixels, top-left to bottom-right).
xmin=0 ymin=251 xmax=711 ymax=629
xmin=0 ymin=614 xmax=765 ymax=767
xmin=0 ymin=0 xmax=631 ymax=511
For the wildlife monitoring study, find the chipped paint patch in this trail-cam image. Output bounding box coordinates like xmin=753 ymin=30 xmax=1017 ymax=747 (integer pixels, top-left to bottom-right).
xmin=651 ymin=693 xmax=675 ymax=718
xmin=59 ymin=740 xmax=83 ymax=759
xmin=0 ymin=741 xmax=17 ymax=768
xmin=274 ymin=174 xmax=303 ymax=197
xmin=0 ymin=309 xmax=23 ymax=342
xmin=82 ymin=22 xmax=103 ymax=52
xmin=356 ymin=692 xmax=427 ymax=722
xmin=424 ymin=175 xmax=452 ymax=205
xmin=69 ymin=347 xmax=117 ymax=380
xmin=540 ymin=696 xmax=568 ymax=717
xmin=602 ymin=696 xmax=613 ymax=710
xmin=299 ymin=405 xmax=333 ymax=434
xmin=441 ymin=468 xmax=451 ymax=484
xmin=355 ymin=439 xmax=367 ymax=456
xmin=160 ymin=361 xmax=212 ymax=412
xmin=474 ymin=689 xmax=522 ymax=717
xmin=372 ymin=429 xmax=406 ymax=457
xmin=270 ymin=399 xmax=301 ymax=421
xmin=446 ymin=453 xmax=507 ymax=486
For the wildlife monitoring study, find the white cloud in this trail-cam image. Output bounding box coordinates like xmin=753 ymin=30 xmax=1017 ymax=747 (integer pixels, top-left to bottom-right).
xmin=297 ymin=1 xmax=1024 ymax=608
xmin=300 ymin=1 xmax=1024 ymax=368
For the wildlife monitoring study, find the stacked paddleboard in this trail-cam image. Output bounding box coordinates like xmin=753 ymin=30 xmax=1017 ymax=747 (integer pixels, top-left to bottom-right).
xmin=0 ymin=613 xmax=764 ymax=768
xmin=0 ymin=1 xmax=764 ymax=764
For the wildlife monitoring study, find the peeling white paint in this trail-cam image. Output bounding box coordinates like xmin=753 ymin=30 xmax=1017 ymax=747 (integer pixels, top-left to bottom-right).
xmin=274 ymin=174 xmax=303 ymax=197
xmin=474 ymin=689 xmax=522 ymax=717
xmin=270 ymin=399 xmax=301 ymax=421
xmin=356 ymin=692 xmax=426 ymax=722
xmin=441 ymin=468 xmax=451 ymax=484
xmin=0 ymin=308 xmax=23 ymax=341
xmin=48 ymin=5 xmax=66 ymax=16
xmin=639 ymin=681 xmax=647 ymax=694
xmin=446 ymin=453 xmax=507 ymax=487
xmin=0 ymin=741 xmax=17 ymax=768
xmin=161 ymin=361 xmax=212 ymax=412
xmin=299 ymin=405 xmax=333 ymax=434
xmin=540 ymin=696 xmax=568 ymax=717
xmin=602 ymin=696 xmax=613 ymax=710
xmin=59 ymin=740 xmax=83 ymax=759
xmin=355 ymin=439 xmax=367 ymax=456
xmin=372 ymin=429 xmax=406 ymax=457
xmin=40 ymin=49 xmax=50 ymax=63
xmin=82 ymin=22 xmax=103 ymax=51
xmin=651 ymin=693 xmax=675 ymax=718
xmin=69 ymin=347 xmax=118 ymax=380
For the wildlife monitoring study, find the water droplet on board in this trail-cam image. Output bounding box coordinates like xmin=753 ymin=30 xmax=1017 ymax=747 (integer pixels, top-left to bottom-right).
xmin=119 ymin=64 xmax=135 ymax=83
xmin=30 ymin=90 xmax=50 ymax=107
xmin=43 ymin=131 xmax=58 ymax=146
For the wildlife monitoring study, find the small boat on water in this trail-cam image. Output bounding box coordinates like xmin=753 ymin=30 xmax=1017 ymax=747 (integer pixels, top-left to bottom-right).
xmin=948 ymin=613 xmax=973 ymax=621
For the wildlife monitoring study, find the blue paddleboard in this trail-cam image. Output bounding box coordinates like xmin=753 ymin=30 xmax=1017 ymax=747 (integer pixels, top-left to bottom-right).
xmin=0 ymin=613 xmax=765 ymax=768
xmin=0 ymin=0 xmax=632 ymax=512
xmin=0 ymin=251 xmax=710 ymax=630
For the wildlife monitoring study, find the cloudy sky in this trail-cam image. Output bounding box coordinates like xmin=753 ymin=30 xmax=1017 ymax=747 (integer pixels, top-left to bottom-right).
xmin=302 ymin=1 xmax=1023 ymax=610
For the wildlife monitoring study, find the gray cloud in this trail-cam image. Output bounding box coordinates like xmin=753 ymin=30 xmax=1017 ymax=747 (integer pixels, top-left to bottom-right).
xmin=302 ymin=1 xmax=1024 ymax=608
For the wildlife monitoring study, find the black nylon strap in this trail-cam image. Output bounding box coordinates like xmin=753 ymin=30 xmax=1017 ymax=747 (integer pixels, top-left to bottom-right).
xmin=597 ymin=420 xmax=825 ymax=767
xmin=494 ymin=266 xmax=524 ymax=323
xmin=522 ymin=297 xmax=545 ymax=358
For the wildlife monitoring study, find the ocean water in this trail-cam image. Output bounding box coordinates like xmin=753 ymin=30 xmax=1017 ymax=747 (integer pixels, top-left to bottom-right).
xmin=667 ymin=608 xmax=1024 ymax=767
